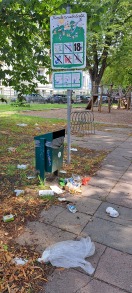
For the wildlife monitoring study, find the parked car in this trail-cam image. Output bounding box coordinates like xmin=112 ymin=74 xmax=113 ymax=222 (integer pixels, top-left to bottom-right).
xmin=11 ymin=93 xmax=47 ymax=104
xmin=75 ymin=95 xmax=91 ymax=103
xmin=47 ymin=94 xmax=74 ymax=104
xmin=24 ymin=93 xmax=47 ymax=103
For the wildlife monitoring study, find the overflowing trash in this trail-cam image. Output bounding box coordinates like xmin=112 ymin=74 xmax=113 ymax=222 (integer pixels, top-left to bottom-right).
xmin=106 ymin=207 xmax=119 ymax=218
xmin=13 ymin=257 xmax=28 ymax=265
xmin=17 ymin=164 xmax=28 ymax=170
xmin=39 ymin=190 xmax=54 ymax=196
xmin=14 ymin=189 xmax=24 ymax=196
xmin=67 ymin=203 xmax=77 ymax=213
xmin=3 ymin=214 xmax=14 ymax=222
xmin=37 ymin=237 xmax=95 ymax=275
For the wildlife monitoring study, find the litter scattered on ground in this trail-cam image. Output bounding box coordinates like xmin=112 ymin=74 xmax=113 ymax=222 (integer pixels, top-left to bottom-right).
xmin=14 ymin=189 xmax=24 ymax=196
xmin=82 ymin=177 xmax=91 ymax=185
xmin=17 ymin=164 xmax=28 ymax=169
xmin=58 ymin=197 xmax=66 ymax=202
xmin=7 ymin=147 xmax=16 ymax=152
xmin=67 ymin=203 xmax=77 ymax=213
xmin=59 ymin=170 xmax=67 ymax=174
xmin=39 ymin=190 xmax=54 ymax=196
xmin=59 ymin=176 xmax=82 ymax=194
xmin=50 ymin=185 xmax=63 ymax=194
xmin=13 ymin=257 xmax=28 ymax=265
xmin=27 ymin=175 xmax=36 ymax=179
xmin=3 ymin=214 xmax=14 ymax=222
xmin=35 ymin=123 xmax=39 ymax=126
xmin=17 ymin=123 xmax=28 ymax=127
xmin=65 ymin=181 xmax=82 ymax=193
xmin=106 ymin=207 xmax=119 ymax=218
xmin=70 ymin=148 xmax=78 ymax=151
xmin=37 ymin=237 xmax=95 ymax=275
xmin=72 ymin=174 xmax=81 ymax=182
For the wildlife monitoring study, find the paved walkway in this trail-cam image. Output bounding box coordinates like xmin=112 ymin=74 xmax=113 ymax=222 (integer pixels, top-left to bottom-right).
xmin=16 ymin=126 xmax=132 ymax=293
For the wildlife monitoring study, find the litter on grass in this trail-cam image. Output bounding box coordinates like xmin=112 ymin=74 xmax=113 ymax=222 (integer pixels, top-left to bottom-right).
xmin=13 ymin=257 xmax=28 ymax=265
xmin=37 ymin=237 xmax=95 ymax=275
xmin=17 ymin=123 xmax=28 ymax=127
xmin=58 ymin=197 xmax=66 ymax=202
xmin=106 ymin=207 xmax=119 ymax=218
xmin=3 ymin=214 xmax=14 ymax=222
xmin=27 ymin=176 xmax=36 ymax=179
xmin=39 ymin=190 xmax=54 ymax=196
xmin=17 ymin=164 xmax=28 ymax=169
xmin=70 ymin=148 xmax=78 ymax=151
xmin=59 ymin=170 xmax=67 ymax=174
xmin=14 ymin=189 xmax=24 ymax=196
xmin=7 ymin=147 xmax=16 ymax=152
xmin=50 ymin=185 xmax=63 ymax=194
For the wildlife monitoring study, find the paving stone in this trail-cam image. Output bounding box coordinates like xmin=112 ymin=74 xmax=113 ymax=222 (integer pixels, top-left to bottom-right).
xmin=119 ymin=142 xmax=132 ymax=150
xmin=121 ymin=169 xmax=132 ymax=185
xmin=16 ymin=221 xmax=76 ymax=252
xmin=89 ymin=176 xmax=117 ymax=191
xmin=107 ymin=181 xmax=132 ymax=208
xmin=78 ymin=279 xmax=127 ymax=293
xmin=111 ymin=148 xmax=132 ymax=158
xmin=95 ymin=247 xmax=132 ymax=292
xmin=74 ymin=197 xmax=101 ymax=216
xmin=40 ymin=205 xmax=65 ymax=224
xmin=81 ymin=185 xmax=109 ymax=200
xmin=100 ymin=163 xmax=129 ymax=172
xmin=94 ymin=202 xmax=132 ymax=226
xmin=95 ymin=168 xmax=123 ymax=180
xmin=102 ymin=156 xmax=130 ymax=168
xmin=52 ymin=209 xmax=90 ymax=235
xmin=82 ymin=217 xmax=132 ymax=254
xmin=42 ymin=269 xmax=91 ymax=293
xmin=76 ymin=241 xmax=106 ymax=274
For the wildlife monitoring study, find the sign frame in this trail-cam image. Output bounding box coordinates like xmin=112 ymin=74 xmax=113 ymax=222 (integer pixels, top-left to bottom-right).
xmin=52 ymin=71 xmax=83 ymax=89
xmin=50 ymin=12 xmax=87 ymax=70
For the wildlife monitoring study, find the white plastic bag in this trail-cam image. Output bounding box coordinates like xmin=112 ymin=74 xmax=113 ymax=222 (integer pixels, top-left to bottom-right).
xmin=38 ymin=237 xmax=95 ymax=275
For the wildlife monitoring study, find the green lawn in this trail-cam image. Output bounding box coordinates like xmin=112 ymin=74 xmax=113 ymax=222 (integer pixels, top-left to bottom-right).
xmin=0 ymin=102 xmax=86 ymax=112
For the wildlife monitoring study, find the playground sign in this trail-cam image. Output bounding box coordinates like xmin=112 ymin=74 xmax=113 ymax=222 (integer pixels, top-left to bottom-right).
xmin=53 ymin=71 xmax=83 ymax=89
xmin=50 ymin=13 xmax=87 ymax=69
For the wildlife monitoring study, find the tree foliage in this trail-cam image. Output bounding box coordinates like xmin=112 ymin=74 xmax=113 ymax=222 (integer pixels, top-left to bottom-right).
xmin=71 ymin=0 xmax=132 ymax=88
xmin=0 ymin=0 xmax=63 ymax=94
xmin=0 ymin=0 xmax=131 ymax=94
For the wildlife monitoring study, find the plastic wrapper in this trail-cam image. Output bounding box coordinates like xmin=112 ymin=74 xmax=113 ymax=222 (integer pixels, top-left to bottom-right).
xmin=38 ymin=237 xmax=95 ymax=275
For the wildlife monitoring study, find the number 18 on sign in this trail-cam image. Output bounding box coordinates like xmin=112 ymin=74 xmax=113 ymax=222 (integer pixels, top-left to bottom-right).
xmin=50 ymin=12 xmax=87 ymax=69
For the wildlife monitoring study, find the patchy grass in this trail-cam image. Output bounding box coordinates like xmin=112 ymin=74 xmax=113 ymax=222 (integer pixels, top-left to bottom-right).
xmin=0 ymin=102 xmax=86 ymax=112
xmin=0 ymin=113 xmax=107 ymax=293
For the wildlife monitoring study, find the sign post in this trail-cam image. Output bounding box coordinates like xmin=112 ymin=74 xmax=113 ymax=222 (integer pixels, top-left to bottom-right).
xmin=50 ymin=8 xmax=87 ymax=163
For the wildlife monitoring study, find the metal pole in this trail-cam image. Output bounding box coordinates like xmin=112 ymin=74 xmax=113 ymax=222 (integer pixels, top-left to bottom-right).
xmin=66 ymin=4 xmax=72 ymax=164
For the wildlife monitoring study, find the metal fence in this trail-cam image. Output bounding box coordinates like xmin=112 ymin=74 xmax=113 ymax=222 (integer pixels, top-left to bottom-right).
xmin=71 ymin=110 xmax=95 ymax=135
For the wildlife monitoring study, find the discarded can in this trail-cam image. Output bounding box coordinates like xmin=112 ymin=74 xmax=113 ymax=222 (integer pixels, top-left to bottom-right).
xmin=3 ymin=214 xmax=14 ymax=222
xmin=67 ymin=204 xmax=77 ymax=213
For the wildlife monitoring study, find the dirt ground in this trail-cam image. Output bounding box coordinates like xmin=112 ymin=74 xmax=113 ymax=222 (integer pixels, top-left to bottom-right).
xmin=22 ymin=106 xmax=132 ymax=125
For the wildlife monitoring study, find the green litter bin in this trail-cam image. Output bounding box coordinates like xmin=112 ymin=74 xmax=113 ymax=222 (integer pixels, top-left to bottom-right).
xmin=34 ymin=129 xmax=65 ymax=180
